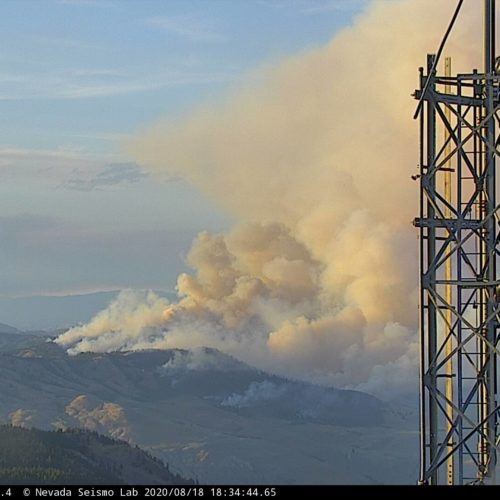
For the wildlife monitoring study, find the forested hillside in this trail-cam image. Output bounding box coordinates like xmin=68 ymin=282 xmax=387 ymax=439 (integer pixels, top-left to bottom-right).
xmin=0 ymin=426 xmax=192 ymax=485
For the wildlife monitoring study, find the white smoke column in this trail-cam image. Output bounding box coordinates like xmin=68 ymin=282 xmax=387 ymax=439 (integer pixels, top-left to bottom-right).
xmin=56 ymin=290 xmax=170 ymax=354
xmin=55 ymin=0 xmax=484 ymax=397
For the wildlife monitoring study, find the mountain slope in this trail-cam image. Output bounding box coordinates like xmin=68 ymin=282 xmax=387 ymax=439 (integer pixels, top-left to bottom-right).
xmin=0 ymin=339 xmax=418 ymax=484
xmin=0 ymin=425 xmax=191 ymax=485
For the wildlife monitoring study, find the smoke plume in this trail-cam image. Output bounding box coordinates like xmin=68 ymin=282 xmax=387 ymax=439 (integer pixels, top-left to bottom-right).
xmin=55 ymin=0 xmax=484 ymax=397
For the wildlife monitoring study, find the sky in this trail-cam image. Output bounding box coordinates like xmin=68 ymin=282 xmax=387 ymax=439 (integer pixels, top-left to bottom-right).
xmin=0 ymin=0 xmax=370 ymax=298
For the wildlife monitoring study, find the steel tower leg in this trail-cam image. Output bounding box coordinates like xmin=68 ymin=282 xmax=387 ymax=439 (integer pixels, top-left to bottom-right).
xmin=425 ymin=53 xmax=439 ymax=486
xmin=481 ymin=0 xmax=497 ymax=482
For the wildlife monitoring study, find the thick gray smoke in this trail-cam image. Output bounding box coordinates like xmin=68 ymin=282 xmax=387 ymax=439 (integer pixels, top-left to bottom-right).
xmin=55 ymin=0 xmax=484 ymax=398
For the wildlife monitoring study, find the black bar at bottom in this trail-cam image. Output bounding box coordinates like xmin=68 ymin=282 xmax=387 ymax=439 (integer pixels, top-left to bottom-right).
xmin=0 ymin=484 xmax=497 ymax=499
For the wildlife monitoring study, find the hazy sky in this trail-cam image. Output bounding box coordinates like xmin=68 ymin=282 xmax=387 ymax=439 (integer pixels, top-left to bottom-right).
xmin=0 ymin=0 xmax=369 ymax=297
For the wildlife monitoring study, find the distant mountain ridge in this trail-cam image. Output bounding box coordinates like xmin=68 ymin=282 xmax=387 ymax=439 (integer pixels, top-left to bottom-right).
xmin=0 ymin=323 xmax=21 ymax=335
xmin=0 ymin=332 xmax=418 ymax=484
xmin=0 ymin=290 xmax=176 ymax=331
xmin=0 ymin=343 xmax=385 ymax=427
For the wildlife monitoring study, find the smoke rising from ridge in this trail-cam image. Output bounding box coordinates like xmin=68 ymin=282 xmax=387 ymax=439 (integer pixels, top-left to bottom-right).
xmin=55 ymin=0 xmax=484 ymax=397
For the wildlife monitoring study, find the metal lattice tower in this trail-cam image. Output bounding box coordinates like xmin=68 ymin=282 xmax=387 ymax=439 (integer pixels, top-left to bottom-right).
xmin=415 ymin=0 xmax=500 ymax=485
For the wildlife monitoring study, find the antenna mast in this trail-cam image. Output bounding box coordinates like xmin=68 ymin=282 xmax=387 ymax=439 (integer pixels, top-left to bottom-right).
xmin=415 ymin=0 xmax=500 ymax=484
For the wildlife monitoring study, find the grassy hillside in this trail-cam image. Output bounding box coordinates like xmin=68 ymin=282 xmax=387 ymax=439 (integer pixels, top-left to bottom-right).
xmin=0 ymin=425 xmax=192 ymax=485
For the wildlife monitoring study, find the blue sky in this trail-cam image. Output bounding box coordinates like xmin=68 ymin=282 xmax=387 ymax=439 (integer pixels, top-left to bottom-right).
xmin=0 ymin=0 xmax=369 ymax=297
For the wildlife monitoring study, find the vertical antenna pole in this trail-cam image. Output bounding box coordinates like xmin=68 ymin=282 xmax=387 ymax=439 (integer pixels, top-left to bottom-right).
xmin=444 ymin=56 xmax=455 ymax=486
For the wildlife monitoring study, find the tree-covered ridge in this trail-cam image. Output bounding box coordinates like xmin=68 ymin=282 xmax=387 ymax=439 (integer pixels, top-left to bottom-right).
xmin=0 ymin=425 xmax=192 ymax=485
